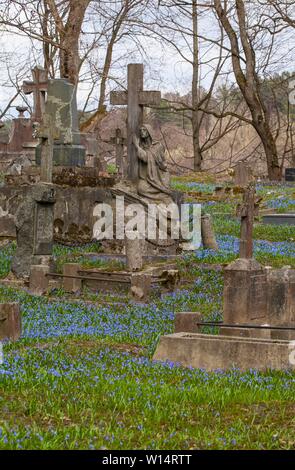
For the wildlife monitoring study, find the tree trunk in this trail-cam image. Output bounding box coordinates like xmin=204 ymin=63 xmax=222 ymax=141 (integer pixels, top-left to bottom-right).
xmin=214 ymin=0 xmax=281 ymax=180
xmin=192 ymin=0 xmax=202 ymax=171
xmin=98 ymin=37 xmax=116 ymax=113
xmin=253 ymin=120 xmax=281 ymax=180
xmin=59 ymin=0 xmax=90 ymax=85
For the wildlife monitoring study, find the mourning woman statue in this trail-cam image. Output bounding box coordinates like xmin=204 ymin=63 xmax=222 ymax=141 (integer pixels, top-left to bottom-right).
xmin=133 ymin=125 xmax=173 ymax=204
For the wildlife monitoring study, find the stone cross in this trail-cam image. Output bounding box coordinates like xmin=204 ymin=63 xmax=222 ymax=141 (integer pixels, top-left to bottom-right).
xmin=23 ymin=66 xmax=48 ymax=122
xmin=37 ymin=114 xmax=60 ymax=183
xmin=110 ymin=128 xmax=127 ymax=177
xmin=236 ymin=183 xmax=261 ymax=259
xmin=110 ymin=64 xmax=161 ymax=181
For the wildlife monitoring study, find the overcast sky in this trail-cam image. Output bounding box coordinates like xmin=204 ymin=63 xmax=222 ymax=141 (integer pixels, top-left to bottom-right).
xmin=0 ymin=4 xmax=294 ymax=120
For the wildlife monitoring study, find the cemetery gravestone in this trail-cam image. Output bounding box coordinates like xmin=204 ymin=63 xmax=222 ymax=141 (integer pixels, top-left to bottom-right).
xmin=233 ymin=161 xmax=253 ymax=187
xmin=0 ymin=106 xmax=35 ymax=157
xmin=12 ymin=183 xmax=56 ymax=277
xmin=285 ymin=168 xmax=295 ymax=182
xmin=23 ymin=66 xmax=48 ymax=123
xmin=36 ymin=79 xmax=86 ymax=167
xmin=12 ymin=80 xmax=57 ymax=278
xmin=223 ymin=184 xmax=267 ymax=325
xmin=111 ymin=64 xmax=161 ymax=181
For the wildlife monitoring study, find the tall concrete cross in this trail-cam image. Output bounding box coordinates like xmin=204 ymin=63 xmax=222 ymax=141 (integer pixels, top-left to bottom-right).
xmin=110 ymin=64 xmax=161 ymax=181
xmin=23 ymin=66 xmax=48 ymax=122
xmin=38 ymin=115 xmax=60 ymax=183
xmin=34 ymin=82 xmax=60 ymax=183
xmin=237 ymin=183 xmax=261 ymax=259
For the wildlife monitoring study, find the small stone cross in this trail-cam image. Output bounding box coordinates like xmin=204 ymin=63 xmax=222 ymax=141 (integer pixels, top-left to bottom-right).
xmin=34 ymin=114 xmax=60 ymax=183
xmin=110 ymin=128 xmax=127 ymax=176
xmin=236 ymin=183 xmax=262 ymax=258
xmin=23 ymin=66 xmax=48 ymax=122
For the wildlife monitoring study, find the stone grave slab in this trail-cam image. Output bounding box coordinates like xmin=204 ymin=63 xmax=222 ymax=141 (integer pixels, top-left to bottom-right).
xmin=262 ymin=214 xmax=295 ymax=225
xmin=153 ymin=333 xmax=295 ymax=371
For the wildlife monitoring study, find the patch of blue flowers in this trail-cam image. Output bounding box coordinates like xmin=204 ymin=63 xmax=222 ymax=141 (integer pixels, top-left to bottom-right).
xmin=266 ymin=198 xmax=295 ymax=211
xmin=189 ymin=235 xmax=295 ymax=263
xmin=0 ymin=271 xmax=222 ymax=349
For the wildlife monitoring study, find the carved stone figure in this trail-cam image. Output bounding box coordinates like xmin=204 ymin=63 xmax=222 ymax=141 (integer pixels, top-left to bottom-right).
xmin=133 ymin=125 xmax=173 ymax=205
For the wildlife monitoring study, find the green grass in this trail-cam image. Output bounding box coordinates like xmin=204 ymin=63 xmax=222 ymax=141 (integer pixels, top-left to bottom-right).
xmin=1 ymin=341 xmax=295 ymax=450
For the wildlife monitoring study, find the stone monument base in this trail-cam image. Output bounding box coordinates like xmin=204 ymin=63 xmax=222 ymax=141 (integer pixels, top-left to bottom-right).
xmin=219 ymin=325 xmax=295 ymax=341
xmin=153 ymin=332 xmax=295 ymax=371
xmin=36 ymin=144 xmax=86 ymax=167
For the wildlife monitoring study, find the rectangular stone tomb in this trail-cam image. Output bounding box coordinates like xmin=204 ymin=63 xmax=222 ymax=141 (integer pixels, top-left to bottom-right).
xmin=262 ymin=214 xmax=295 ymax=226
xmin=61 ymin=265 xmax=179 ymax=302
xmin=285 ymin=169 xmax=295 ymax=182
xmin=153 ymin=332 xmax=295 ymax=371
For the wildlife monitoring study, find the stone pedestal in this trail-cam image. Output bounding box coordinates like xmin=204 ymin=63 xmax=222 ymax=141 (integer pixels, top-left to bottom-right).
xmin=0 ymin=303 xmax=21 ymax=341
xmin=265 ymin=268 xmax=295 ymax=340
xmin=174 ymin=312 xmax=202 ymax=334
xmin=29 ymin=265 xmax=50 ymax=295
xmin=131 ymin=273 xmax=151 ymax=302
xmin=36 ymin=145 xmax=86 ymax=167
xmin=223 ymin=258 xmax=268 ymax=325
xmin=125 ymin=238 xmax=144 ymax=272
xmin=201 ymin=214 xmax=218 ymax=250
xmin=267 ymin=268 xmax=295 ymax=325
xmin=63 ymin=263 xmax=82 ymax=293
xmin=35 ymin=79 xmax=85 ymax=167
xmin=233 ymin=162 xmax=253 ymax=187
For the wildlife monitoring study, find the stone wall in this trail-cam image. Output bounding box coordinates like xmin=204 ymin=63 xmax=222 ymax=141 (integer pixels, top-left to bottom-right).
xmin=0 ymin=173 xmax=116 ymax=243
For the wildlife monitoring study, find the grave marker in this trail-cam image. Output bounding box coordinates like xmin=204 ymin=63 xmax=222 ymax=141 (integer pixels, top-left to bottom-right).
xmin=285 ymin=168 xmax=295 ymax=182
xmin=23 ymin=66 xmax=48 ymax=122
xmin=237 ymin=183 xmax=255 ymax=258
xmin=35 ymin=79 xmax=86 ymax=167
xmin=0 ymin=303 xmax=21 ymax=342
xmin=110 ymin=64 xmax=161 ymax=181
xmin=233 ymin=161 xmax=253 ymax=187
xmin=12 ymin=82 xmax=57 ymax=278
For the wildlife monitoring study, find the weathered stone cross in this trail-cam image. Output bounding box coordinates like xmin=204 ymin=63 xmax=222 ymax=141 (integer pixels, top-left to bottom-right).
xmin=236 ymin=183 xmax=261 ymax=259
xmin=110 ymin=64 xmax=161 ymax=181
xmin=110 ymin=128 xmax=127 ymax=177
xmin=38 ymin=115 xmax=60 ymax=183
xmin=23 ymin=66 xmax=48 ymax=122
xmin=34 ymin=82 xmax=60 ymax=183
